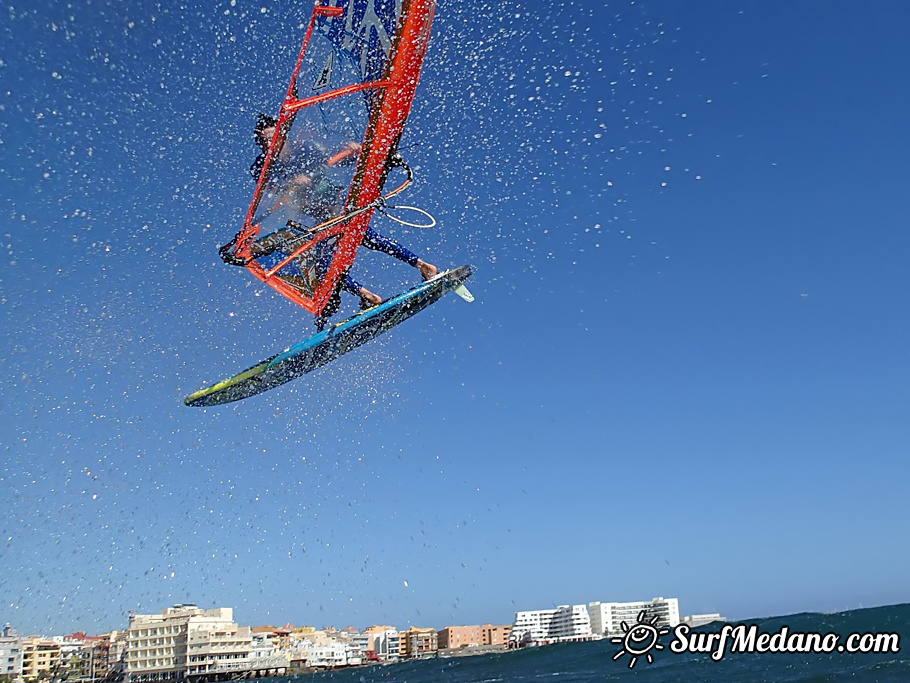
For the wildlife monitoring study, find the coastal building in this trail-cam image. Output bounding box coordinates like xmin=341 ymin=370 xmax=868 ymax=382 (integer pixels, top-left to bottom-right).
xmin=251 ymin=625 xmax=292 ymax=649
xmin=126 ymin=604 xmax=283 ymax=682
xmin=588 ymin=597 xmax=680 ymax=636
xmin=481 ymin=624 xmax=511 ymax=646
xmin=551 ymin=605 xmax=593 ymax=640
xmin=438 ymin=623 xmax=512 ymax=654
xmin=185 ymin=611 xmax=253 ymax=677
xmin=249 ymin=630 xmax=288 ymax=672
xmin=127 ymin=605 xmax=196 ymax=681
xmin=510 ymin=605 xmax=593 ymax=645
xmin=55 ymin=632 xmax=101 ymax=680
xmin=680 ymin=613 xmax=726 ymax=628
xmin=294 ymin=639 xmax=349 ymax=669
xmin=346 ymin=630 xmax=371 ymax=660
xmin=285 ymin=629 xmax=361 ymax=669
xmin=89 ymin=630 xmax=128 ymax=681
xmin=285 ymin=626 xmax=319 ymax=667
xmin=0 ymin=625 xmax=23 ymax=680
xmin=511 ymin=609 xmax=554 ymax=644
xmin=361 ymin=626 xmax=400 ymax=662
xmin=400 ymin=627 xmax=437 ymax=659
xmin=438 ymin=625 xmax=482 ymax=650
xmin=21 ymin=636 xmax=62 ymax=681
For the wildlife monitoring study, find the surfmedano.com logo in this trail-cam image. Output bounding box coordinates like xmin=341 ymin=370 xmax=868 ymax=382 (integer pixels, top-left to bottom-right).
xmin=610 ymin=613 xmax=901 ymax=669
xmin=610 ymin=611 xmax=670 ymax=668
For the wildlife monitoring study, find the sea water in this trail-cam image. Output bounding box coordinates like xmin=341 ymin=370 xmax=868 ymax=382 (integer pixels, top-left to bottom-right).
xmin=276 ymin=604 xmax=909 ymax=682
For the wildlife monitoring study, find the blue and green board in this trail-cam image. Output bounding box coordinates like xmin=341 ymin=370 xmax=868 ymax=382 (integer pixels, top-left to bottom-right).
xmin=184 ymin=265 xmax=472 ymax=407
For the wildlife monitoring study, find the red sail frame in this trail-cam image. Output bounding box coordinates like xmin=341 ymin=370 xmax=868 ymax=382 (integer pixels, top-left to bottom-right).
xmin=227 ymin=0 xmax=436 ymax=316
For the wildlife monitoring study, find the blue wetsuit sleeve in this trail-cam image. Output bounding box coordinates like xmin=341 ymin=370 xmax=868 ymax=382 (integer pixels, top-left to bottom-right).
xmin=338 ymin=228 xmax=419 ymax=299
xmin=361 ymin=227 xmax=419 ymax=267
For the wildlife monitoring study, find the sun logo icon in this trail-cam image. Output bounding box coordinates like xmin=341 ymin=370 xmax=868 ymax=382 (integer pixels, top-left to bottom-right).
xmin=610 ymin=610 xmax=670 ymax=669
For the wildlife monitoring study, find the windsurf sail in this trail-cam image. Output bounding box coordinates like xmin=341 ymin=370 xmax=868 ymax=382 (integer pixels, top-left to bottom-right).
xmin=220 ymin=0 xmax=437 ymax=318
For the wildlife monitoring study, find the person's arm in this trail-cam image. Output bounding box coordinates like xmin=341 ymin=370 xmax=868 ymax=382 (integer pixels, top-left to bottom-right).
xmin=260 ymin=172 xmax=314 ymax=217
xmin=327 ymin=142 xmax=362 ymax=167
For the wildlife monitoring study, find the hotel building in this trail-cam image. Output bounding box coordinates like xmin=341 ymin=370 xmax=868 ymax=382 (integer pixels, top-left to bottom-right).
xmin=588 ymin=597 xmax=680 ymax=636
xmin=126 ymin=604 xmax=283 ymax=681
xmin=510 ymin=605 xmax=593 ymax=644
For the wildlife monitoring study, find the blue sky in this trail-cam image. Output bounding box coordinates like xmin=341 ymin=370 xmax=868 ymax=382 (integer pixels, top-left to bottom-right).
xmin=2 ymin=0 xmax=909 ymax=635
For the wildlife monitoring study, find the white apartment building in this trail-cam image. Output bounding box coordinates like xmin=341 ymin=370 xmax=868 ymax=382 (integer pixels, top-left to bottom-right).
xmin=347 ymin=631 xmax=370 ymax=659
xmin=511 ymin=609 xmax=554 ymax=643
xmin=300 ymin=640 xmax=350 ymax=668
xmin=286 ymin=632 xmax=361 ymax=669
xmin=511 ymin=604 xmax=593 ymax=644
xmin=550 ymin=605 xmax=593 ymax=640
xmin=1 ymin=625 xmax=23 ymax=680
xmin=248 ymin=632 xmax=288 ymax=672
xmin=186 ymin=612 xmax=253 ymax=677
xmin=681 ymin=613 xmax=725 ymax=628
xmin=127 ymin=605 xmax=194 ymax=681
xmin=53 ymin=633 xmax=96 ymax=680
xmin=126 ymin=605 xmax=257 ymax=682
xmin=589 ymin=597 xmax=680 ymax=636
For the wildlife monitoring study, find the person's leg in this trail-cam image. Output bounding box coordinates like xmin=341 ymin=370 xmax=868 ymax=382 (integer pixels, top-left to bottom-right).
xmin=315 ymin=283 xmax=342 ymax=332
xmin=414 ymin=258 xmax=437 ymax=281
xmin=344 ymin=273 xmax=381 ymax=308
xmin=249 ymin=228 xmax=294 ymax=259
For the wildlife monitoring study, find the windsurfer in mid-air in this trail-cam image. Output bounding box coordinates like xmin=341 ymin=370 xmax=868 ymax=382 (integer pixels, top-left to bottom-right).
xmin=244 ymin=114 xmax=437 ymax=313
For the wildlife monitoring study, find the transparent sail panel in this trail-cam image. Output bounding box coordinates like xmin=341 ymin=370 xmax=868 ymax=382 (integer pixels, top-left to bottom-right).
xmin=250 ymin=13 xmax=374 ymax=299
xmin=250 ymin=230 xmax=341 ymax=300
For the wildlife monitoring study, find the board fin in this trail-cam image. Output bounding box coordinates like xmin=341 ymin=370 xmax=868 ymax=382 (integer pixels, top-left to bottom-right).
xmin=452 ymin=283 xmax=474 ymax=302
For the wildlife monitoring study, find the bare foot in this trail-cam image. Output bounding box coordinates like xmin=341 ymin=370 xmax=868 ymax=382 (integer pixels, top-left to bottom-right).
xmin=359 ymin=288 xmax=382 ymax=308
xmin=416 ymin=259 xmax=437 ymax=281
